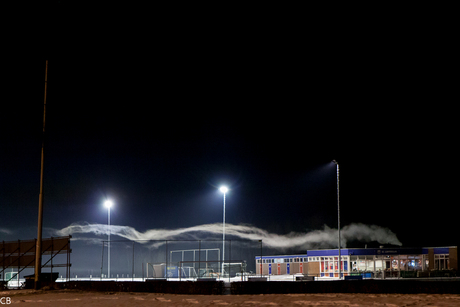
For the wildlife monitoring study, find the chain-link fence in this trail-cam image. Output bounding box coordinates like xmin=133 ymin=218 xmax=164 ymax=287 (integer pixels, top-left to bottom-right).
xmin=96 ymin=239 xmax=263 ymax=281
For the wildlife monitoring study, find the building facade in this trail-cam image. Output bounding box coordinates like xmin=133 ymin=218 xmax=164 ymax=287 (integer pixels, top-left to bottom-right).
xmin=255 ymin=246 xmax=457 ymax=278
xmin=255 ymin=254 xmax=308 ymax=276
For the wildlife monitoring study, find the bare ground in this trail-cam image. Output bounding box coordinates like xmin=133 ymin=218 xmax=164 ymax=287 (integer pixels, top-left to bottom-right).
xmin=2 ymin=289 xmax=460 ymax=306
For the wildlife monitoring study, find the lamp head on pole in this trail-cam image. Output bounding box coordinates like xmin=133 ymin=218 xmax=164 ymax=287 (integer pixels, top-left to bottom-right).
xmin=104 ymin=200 xmax=113 ymax=208
xmin=332 ymin=159 xmax=338 ymax=165
xmin=219 ymin=186 xmax=228 ymax=194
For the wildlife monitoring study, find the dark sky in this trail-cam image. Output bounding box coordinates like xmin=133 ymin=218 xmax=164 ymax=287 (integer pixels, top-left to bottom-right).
xmin=1 ymin=8 xmax=458 ymax=276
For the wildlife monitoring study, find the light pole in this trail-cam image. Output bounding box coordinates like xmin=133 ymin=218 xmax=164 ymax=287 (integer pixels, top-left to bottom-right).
xmin=104 ymin=200 xmax=113 ymax=279
xmin=332 ymin=160 xmax=341 ymax=279
xmin=219 ymin=186 xmax=228 ymax=277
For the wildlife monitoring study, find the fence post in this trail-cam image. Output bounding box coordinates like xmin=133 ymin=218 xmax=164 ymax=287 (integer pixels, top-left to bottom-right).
xmin=17 ymin=240 xmax=20 ymax=285
xmin=132 ymin=242 xmax=135 ymax=281
xmin=198 ymin=240 xmax=201 ymax=279
xmin=100 ymin=241 xmax=105 ymax=280
xmin=259 ymin=240 xmax=263 ymax=277
xmin=229 ymin=240 xmax=231 ymax=282
xmin=51 ymin=237 xmax=53 ymax=286
xmin=165 ymin=240 xmax=168 ymax=280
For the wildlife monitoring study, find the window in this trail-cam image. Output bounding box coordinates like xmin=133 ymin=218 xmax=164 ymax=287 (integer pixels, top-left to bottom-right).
xmin=435 ymin=254 xmax=449 ymax=270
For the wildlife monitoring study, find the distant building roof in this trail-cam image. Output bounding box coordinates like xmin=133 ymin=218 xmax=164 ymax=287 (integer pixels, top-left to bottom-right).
xmin=306 ymin=246 xmax=456 ymax=257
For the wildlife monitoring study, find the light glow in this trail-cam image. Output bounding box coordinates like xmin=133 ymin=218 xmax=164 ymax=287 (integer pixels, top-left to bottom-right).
xmin=104 ymin=200 xmax=113 ymax=208
xmin=219 ymin=186 xmax=228 ymax=193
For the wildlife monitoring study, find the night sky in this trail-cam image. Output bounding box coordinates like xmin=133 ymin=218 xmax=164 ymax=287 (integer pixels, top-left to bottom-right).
xmin=2 ymin=10 xmax=458 ymax=276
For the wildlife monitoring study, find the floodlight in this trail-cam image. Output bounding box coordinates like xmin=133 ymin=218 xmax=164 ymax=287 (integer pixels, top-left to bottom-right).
xmin=219 ymin=186 xmax=228 ymax=193
xmin=104 ymin=200 xmax=113 ymax=208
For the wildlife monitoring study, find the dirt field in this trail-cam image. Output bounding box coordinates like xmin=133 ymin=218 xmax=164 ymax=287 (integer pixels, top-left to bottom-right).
xmin=2 ymin=290 xmax=460 ymax=306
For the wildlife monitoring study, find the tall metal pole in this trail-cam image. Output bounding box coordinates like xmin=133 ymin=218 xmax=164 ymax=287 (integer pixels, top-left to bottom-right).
xmin=222 ymin=191 xmax=226 ymax=276
xmin=219 ymin=186 xmax=228 ymax=277
xmin=132 ymin=242 xmax=134 ymax=281
xmin=35 ymin=60 xmax=48 ymax=290
xmin=108 ymin=206 xmax=111 ymax=279
xmin=260 ymin=240 xmax=262 ymax=277
xmin=333 ymin=160 xmax=341 ymax=279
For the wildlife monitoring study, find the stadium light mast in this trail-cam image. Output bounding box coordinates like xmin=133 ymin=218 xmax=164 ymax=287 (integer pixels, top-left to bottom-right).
xmin=104 ymin=200 xmax=113 ymax=279
xmin=35 ymin=60 xmax=48 ymax=290
xmin=332 ymin=160 xmax=341 ymax=279
xmin=219 ymin=186 xmax=228 ymax=277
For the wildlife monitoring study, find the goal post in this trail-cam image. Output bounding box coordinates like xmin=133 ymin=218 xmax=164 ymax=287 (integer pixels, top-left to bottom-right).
xmin=178 ymin=260 xmax=244 ymax=280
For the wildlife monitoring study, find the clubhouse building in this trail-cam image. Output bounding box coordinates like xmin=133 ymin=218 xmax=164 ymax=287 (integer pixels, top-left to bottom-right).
xmin=255 ymin=246 xmax=457 ymax=278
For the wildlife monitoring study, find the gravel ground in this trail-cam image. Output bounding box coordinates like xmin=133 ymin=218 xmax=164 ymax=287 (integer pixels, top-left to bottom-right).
xmin=2 ymin=290 xmax=460 ymax=306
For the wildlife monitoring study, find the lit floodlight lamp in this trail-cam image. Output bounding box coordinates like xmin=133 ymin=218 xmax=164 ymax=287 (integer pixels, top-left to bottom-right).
xmin=219 ymin=186 xmax=228 ymax=194
xmin=104 ymin=200 xmax=113 ymax=208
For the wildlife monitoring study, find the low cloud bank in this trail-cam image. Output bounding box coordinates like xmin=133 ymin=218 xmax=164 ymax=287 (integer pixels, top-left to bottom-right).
xmin=0 ymin=228 xmax=12 ymax=235
xmin=55 ymin=222 xmax=402 ymax=250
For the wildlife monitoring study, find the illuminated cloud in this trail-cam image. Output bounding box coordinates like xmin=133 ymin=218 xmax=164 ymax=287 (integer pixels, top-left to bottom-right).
xmin=55 ymin=222 xmax=402 ymax=250
xmin=0 ymin=228 xmax=12 ymax=235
